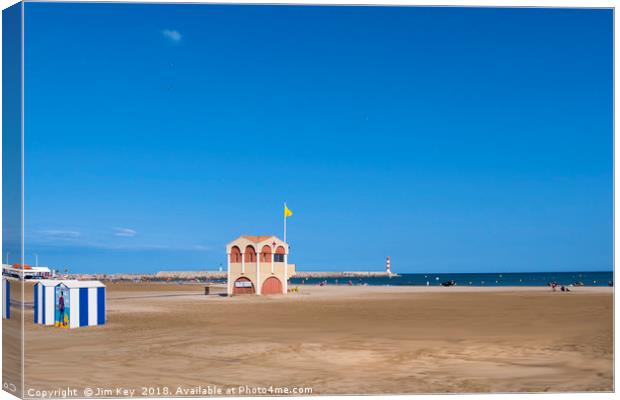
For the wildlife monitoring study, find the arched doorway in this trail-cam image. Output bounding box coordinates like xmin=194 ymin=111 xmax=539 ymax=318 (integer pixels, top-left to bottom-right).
xmin=233 ymin=277 xmax=255 ymax=295
xmin=261 ymin=277 xmax=283 ymax=295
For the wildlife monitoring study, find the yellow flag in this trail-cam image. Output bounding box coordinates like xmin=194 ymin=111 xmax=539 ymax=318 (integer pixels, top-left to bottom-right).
xmin=284 ymin=204 xmax=293 ymax=218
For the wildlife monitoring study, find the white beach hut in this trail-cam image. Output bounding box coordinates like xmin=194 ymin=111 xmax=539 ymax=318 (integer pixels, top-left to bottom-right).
xmin=34 ymin=280 xmax=75 ymax=325
xmin=2 ymin=278 xmax=10 ymax=319
xmin=54 ymin=281 xmax=106 ymax=329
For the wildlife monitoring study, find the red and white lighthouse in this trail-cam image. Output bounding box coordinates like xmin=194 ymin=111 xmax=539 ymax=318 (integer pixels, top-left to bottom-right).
xmin=386 ymin=256 xmax=391 ymax=275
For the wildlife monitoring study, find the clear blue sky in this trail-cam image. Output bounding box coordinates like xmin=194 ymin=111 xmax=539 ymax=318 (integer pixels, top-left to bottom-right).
xmin=23 ymin=4 xmax=612 ymax=274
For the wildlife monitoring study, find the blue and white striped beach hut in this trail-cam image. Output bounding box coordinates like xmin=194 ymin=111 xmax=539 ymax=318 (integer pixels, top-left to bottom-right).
xmin=55 ymin=281 xmax=106 ymax=329
xmin=34 ymin=280 xmax=74 ymax=325
xmin=2 ymin=278 xmax=10 ymax=319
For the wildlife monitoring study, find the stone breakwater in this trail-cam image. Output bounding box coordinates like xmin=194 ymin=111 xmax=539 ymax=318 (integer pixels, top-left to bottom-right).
xmin=69 ymin=271 xmax=228 ymax=281
xmin=68 ymin=271 xmax=396 ymax=281
xmin=293 ymin=271 xmax=397 ymax=278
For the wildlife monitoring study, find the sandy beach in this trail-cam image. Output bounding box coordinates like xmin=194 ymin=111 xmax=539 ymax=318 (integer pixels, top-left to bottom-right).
xmin=3 ymin=282 xmax=613 ymax=396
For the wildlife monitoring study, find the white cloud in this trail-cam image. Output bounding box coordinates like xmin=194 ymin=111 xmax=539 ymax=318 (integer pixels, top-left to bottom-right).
xmin=37 ymin=230 xmax=81 ymax=239
xmin=92 ymin=243 xmax=166 ymax=251
xmin=162 ymin=29 xmax=182 ymax=43
xmin=114 ymin=228 xmax=137 ymax=237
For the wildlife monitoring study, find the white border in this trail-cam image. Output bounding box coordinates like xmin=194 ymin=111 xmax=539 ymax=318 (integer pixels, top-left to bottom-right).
xmin=0 ymin=1 xmax=616 ymax=400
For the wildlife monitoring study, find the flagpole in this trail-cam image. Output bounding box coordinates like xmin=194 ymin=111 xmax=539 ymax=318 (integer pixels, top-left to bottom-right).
xmin=283 ymin=203 xmax=287 ymax=243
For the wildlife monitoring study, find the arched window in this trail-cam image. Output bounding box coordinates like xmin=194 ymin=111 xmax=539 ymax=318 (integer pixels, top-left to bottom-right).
xmin=261 ymin=245 xmax=272 ymax=262
xmin=274 ymin=245 xmax=285 ymax=263
xmin=230 ymin=246 xmax=242 ymax=263
xmin=245 ymin=245 xmax=257 ymax=263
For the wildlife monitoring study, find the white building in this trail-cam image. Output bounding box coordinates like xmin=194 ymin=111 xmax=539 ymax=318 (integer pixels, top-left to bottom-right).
xmin=3 ymin=264 xmax=53 ymax=280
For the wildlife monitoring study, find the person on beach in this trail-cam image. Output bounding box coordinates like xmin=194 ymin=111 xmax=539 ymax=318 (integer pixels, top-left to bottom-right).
xmin=58 ymin=292 xmax=65 ymax=327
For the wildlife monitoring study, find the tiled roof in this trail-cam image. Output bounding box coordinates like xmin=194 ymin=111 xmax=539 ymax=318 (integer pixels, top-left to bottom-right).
xmin=241 ymin=235 xmax=275 ymax=243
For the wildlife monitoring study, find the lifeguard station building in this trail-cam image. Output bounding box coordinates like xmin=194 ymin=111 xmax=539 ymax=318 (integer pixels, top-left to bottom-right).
xmin=226 ymin=236 xmax=295 ymax=295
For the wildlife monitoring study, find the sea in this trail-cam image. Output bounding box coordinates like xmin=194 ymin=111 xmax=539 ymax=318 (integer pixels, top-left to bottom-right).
xmin=289 ymin=271 xmax=614 ymax=287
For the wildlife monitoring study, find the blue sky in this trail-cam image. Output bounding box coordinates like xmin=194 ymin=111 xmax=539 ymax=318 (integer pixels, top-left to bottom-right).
xmin=23 ymin=4 xmax=612 ymax=274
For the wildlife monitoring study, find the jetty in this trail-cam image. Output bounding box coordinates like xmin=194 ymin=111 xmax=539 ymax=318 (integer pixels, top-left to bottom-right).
xmin=293 ymin=271 xmax=398 ymax=278
xmin=67 ymin=270 xmax=398 ymax=282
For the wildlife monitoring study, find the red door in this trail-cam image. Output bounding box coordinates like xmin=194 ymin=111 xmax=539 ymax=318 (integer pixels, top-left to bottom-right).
xmin=233 ymin=277 xmax=255 ymax=295
xmin=261 ymin=277 xmax=283 ymax=295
